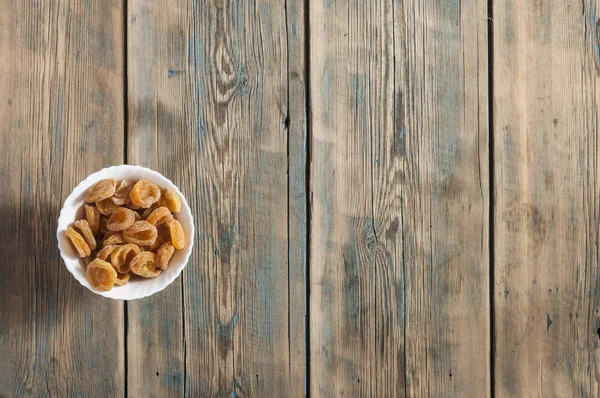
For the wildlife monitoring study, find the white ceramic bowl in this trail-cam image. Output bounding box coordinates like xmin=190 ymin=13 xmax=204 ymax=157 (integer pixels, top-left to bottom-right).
xmin=57 ymin=165 xmax=195 ymax=300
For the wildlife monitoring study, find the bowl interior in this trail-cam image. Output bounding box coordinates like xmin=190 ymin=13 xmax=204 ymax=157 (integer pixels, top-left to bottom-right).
xmin=57 ymin=165 xmax=194 ymax=300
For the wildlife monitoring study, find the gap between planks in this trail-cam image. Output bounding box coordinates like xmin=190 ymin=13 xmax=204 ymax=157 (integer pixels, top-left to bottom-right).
xmin=487 ymin=0 xmax=495 ymax=396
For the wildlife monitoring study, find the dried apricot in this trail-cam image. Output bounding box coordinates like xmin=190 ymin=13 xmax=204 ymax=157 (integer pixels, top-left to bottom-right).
xmin=87 ymin=258 xmax=117 ymax=291
xmin=144 ymin=235 xmax=165 ymax=252
xmin=130 ymin=180 xmax=161 ymax=208
xmin=66 ymin=227 xmax=91 ymax=258
xmin=157 ymin=241 xmax=175 ymax=270
xmin=146 ymin=206 xmax=173 ymax=226
xmin=111 ymin=180 xmax=134 ymax=205
xmin=84 ymin=204 xmax=101 ymax=235
xmin=130 ymin=251 xmax=161 ymax=278
xmin=74 ymin=219 xmax=97 ymax=251
xmin=103 ymin=233 xmax=126 ymax=246
xmin=97 ymin=244 xmax=121 ymax=261
xmin=159 ymin=189 xmax=182 ymax=213
xmin=123 ymin=221 xmax=158 ymax=246
xmin=141 ymin=206 xmax=154 ymax=219
xmin=107 ymin=207 xmax=136 ymax=231
xmin=111 ymin=243 xmax=141 ymax=274
xmin=74 ymin=178 xmax=186 ymax=285
xmin=165 ymin=219 xmax=185 ymax=249
xmin=98 ymin=216 xmax=109 ymax=236
xmin=96 ymin=198 xmax=120 ymax=215
xmin=85 ymin=179 xmax=116 ymax=203
xmin=126 ymin=202 xmax=141 ymax=210
xmin=157 ymin=224 xmax=171 ymax=241
xmin=146 ymin=268 xmax=161 ymax=278
xmin=115 ymin=273 xmax=130 ymax=286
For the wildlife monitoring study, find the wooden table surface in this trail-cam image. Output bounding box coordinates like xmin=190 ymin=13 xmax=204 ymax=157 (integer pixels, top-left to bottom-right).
xmin=1 ymin=0 xmax=599 ymax=396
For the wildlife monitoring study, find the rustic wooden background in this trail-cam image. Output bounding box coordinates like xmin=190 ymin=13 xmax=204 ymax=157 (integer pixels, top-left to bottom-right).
xmin=0 ymin=0 xmax=598 ymax=396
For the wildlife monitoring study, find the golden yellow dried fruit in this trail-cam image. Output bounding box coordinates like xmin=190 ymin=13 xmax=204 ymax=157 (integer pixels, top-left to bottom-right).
xmin=126 ymin=202 xmax=141 ymax=210
xmin=165 ymin=219 xmax=185 ymax=250
xmin=87 ymin=258 xmax=117 ymax=291
xmin=123 ymin=221 xmax=158 ymax=247
xmin=143 ymin=235 xmax=165 ymax=253
xmin=74 ymin=178 xmax=187 ymax=288
xmin=85 ymin=179 xmax=116 ymax=203
xmin=157 ymin=224 xmax=171 ymax=241
xmin=110 ymin=243 xmax=141 ymax=274
xmin=157 ymin=241 xmax=175 ymax=270
xmin=98 ymin=216 xmax=109 ymax=236
xmin=146 ymin=206 xmax=174 ymax=226
xmin=96 ymin=198 xmax=120 ymax=215
xmin=84 ymin=204 xmax=101 ymax=235
xmin=66 ymin=227 xmax=91 ymax=258
xmin=115 ymin=273 xmax=130 ymax=286
xmin=130 ymin=251 xmax=161 ymax=278
xmin=130 ymin=180 xmax=161 ymax=208
xmin=97 ymin=244 xmax=121 ymax=261
xmin=73 ymin=219 xmax=97 ymax=251
xmin=102 ymin=233 xmax=127 ymax=246
xmin=111 ymin=180 xmax=134 ymax=205
xmin=107 ymin=207 xmax=136 ymax=231
xmin=159 ymin=189 xmax=182 ymax=213
xmin=141 ymin=206 xmax=154 ymax=219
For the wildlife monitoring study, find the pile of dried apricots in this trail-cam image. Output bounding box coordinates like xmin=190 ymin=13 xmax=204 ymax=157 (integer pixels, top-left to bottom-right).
xmin=65 ymin=178 xmax=186 ymax=291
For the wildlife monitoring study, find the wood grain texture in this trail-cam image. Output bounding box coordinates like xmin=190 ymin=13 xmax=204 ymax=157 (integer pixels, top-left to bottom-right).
xmin=286 ymin=0 xmax=309 ymax=394
xmin=127 ymin=0 xmax=306 ymax=395
xmin=309 ymin=0 xmax=489 ymax=396
xmin=493 ymin=0 xmax=600 ymax=395
xmin=398 ymin=1 xmax=490 ymax=394
xmin=0 ymin=0 xmax=125 ymax=396
xmin=126 ymin=2 xmax=187 ymax=396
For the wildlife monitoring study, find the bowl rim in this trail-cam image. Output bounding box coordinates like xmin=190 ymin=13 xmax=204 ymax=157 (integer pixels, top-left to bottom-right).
xmin=56 ymin=164 xmax=195 ymax=300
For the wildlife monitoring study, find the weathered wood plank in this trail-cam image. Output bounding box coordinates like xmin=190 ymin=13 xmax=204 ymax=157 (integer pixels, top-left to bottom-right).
xmin=398 ymin=1 xmax=490 ymax=394
xmin=126 ymin=2 xmax=187 ymax=395
xmin=0 ymin=1 xmax=125 ymax=396
xmin=309 ymin=0 xmax=490 ymax=395
xmin=126 ymin=0 xmax=306 ymax=395
xmin=493 ymin=0 xmax=600 ymax=395
xmin=285 ymin=0 xmax=309 ymax=394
